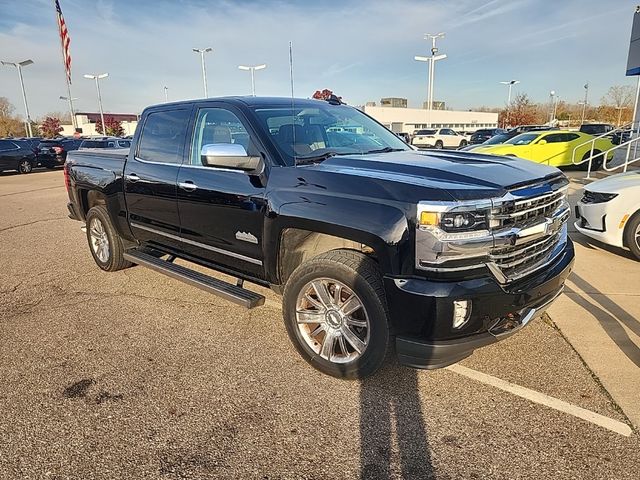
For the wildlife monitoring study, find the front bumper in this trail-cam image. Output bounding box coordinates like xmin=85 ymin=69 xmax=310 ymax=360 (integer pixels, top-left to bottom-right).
xmin=385 ymin=238 xmax=574 ymax=369
xmin=574 ymin=201 xmax=624 ymax=248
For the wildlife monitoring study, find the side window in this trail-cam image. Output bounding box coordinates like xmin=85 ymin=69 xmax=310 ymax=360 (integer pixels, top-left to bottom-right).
xmin=442 ymin=129 xmax=453 ymax=135
xmin=138 ymin=109 xmax=190 ymax=164
xmin=565 ymin=133 xmax=580 ymax=142
xmin=0 ymin=140 xmax=17 ymax=151
xmin=540 ymin=133 xmax=565 ymax=144
xmin=190 ymin=108 xmax=252 ymax=165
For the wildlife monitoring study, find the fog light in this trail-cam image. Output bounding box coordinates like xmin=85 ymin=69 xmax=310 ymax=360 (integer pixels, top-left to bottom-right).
xmin=453 ymin=300 xmax=471 ymax=329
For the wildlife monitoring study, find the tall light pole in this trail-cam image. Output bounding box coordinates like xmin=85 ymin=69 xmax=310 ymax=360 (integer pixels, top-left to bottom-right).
xmin=549 ymin=90 xmax=556 ymax=124
xmin=84 ymin=73 xmax=109 ymax=136
xmin=414 ymin=32 xmax=446 ymax=127
xmin=1 ymin=59 xmax=34 ymax=137
xmin=193 ymin=47 xmax=213 ymax=98
xmin=164 ymin=86 xmax=169 ymax=102
xmin=580 ymin=82 xmax=589 ymax=125
xmin=59 ymin=95 xmax=79 ymax=130
xmin=238 ymin=64 xmax=267 ymax=96
xmin=500 ymin=80 xmax=520 ymax=128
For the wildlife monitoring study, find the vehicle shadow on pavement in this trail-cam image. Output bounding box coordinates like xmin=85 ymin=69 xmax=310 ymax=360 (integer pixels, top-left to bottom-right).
xmin=565 ymin=273 xmax=640 ymax=368
xmin=359 ymin=360 xmax=435 ymax=479
xmin=570 ymin=233 xmax=636 ymax=261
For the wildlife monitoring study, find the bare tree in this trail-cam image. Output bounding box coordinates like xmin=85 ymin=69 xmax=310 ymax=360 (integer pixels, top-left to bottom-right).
xmin=602 ymin=85 xmax=634 ymax=109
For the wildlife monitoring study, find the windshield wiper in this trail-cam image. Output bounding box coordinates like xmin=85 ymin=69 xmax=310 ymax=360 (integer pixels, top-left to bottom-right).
xmin=296 ymin=151 xmax=347 ymax=165
xmin=362 ymin=147 xmax=406 ymax=155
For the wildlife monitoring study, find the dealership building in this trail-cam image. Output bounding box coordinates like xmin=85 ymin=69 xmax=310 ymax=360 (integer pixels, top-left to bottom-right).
xmin=60 ymin=112 xmax=139 ymax=136
xmin=363 ymin=99 xmax=499 ymax=134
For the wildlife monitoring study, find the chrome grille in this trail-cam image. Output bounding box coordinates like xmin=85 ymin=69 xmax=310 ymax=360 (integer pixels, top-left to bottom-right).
xmin=491 ymin=189 xmax=566 ymax=229
xmin=488 ymin=185 xmax=569 ymax=282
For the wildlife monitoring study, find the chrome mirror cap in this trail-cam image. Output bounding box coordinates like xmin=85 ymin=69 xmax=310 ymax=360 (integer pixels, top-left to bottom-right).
xmin=200 ymin=143 xmax=263 ymax=173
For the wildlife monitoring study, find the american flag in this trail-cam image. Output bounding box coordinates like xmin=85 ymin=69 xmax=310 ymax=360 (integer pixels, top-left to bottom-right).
xmin=55 ymin=0 xmax=72 ymax=83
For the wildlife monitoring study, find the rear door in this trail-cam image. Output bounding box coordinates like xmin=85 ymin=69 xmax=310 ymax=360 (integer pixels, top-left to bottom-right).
xmin=0 ymin=140 xmax=19 ymax=170
xmin=124 ymin=107 xmax=193 ymax=250
xmin=176 ymin=104 xmax=266 ymax=278
xmin=441 ymin=129 xmax=457 ymax=147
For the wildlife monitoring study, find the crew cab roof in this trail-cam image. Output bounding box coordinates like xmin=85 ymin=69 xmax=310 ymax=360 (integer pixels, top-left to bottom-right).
xmin=145 ymin=96 xmax=337 ymax=111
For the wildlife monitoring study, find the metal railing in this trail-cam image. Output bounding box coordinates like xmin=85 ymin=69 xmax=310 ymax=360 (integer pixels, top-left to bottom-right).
xmin=571 ymin=122 xmax=640 ymax=179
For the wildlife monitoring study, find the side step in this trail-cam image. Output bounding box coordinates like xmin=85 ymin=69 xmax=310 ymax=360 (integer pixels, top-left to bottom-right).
xmin=123 ymin=249 xmax=265 ymax=309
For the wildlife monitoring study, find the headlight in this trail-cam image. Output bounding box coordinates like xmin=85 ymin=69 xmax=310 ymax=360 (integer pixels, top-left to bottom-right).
xmin=419 ymin=210 xmax=488 ymax=233
xmin=581 ymin=191 xmax=618 ymax=204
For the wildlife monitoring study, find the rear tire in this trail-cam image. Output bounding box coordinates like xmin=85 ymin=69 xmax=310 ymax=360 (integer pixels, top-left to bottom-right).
xmin=282 ymin=249 xmax=391 ymax=379
xmin=85 ymin=205 xmax=132 ymax=272
xmin=17 ymin=158 xmax=33 ymax=174
xmin=459 ymin=140 xmax=468 ymax=147
xmin=624 ymin=211 xmax=640 ymax=261
xmin=580 ymin=150 xmax=603 ymax=171
xmin=435 ymin=140 xmax=444 ymax=149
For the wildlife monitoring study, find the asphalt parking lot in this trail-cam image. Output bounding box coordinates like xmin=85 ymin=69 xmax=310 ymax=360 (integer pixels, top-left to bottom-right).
xmin=1 ymin=169 xmax=639 ymax=479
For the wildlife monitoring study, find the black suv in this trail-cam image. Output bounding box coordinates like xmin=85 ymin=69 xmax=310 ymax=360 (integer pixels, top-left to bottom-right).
xmin=469 ymin=128 xmax=506 ymax=144
xmin=37 ymin=138 xmax=83 ymax=169
xmin=0 ymin=138 xmax=37 ymax=174
xmin=579 ymin=123 xmax=615 ymax=136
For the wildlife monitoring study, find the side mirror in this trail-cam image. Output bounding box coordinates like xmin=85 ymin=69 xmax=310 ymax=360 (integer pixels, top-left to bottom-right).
xmin=537 ymin=139 xmax=547 ymax=145
xmin=200 ymin=143 xmax=264 ymax=174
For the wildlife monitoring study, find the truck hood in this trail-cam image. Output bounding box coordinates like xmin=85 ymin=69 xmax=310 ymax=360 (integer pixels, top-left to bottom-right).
xmin=304 ymin=150 xmax=562 ymax=200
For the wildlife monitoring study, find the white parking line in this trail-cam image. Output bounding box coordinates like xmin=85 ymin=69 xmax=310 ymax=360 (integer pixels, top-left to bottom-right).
xmin=446 ymin=364 xmax=633 ymax=437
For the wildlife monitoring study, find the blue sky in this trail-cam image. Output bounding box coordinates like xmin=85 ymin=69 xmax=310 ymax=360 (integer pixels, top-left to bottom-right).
xmin=0 ymin=0 xmax=638 ymax=118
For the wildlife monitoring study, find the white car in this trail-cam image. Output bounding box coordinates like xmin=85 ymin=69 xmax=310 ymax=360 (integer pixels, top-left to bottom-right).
xmin=574 ymin=171 xmax=640 ymax=260
xmin=411 ymin=128 xmax=469 ymax=149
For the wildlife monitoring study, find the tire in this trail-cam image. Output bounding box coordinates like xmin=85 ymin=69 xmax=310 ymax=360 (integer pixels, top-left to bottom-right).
xmin=282 ymin=249 xmax=391 ymax=379
xmin=435 ymin=140 xmax=444 ymax=149
xmin=85 ymin=205 xmax=132 ymax=272
xmin=17 ymin=158 xmax=33 ymax=174
xmin=624 ymin=211 xmax=640 ymax=261
xmin=459 ymin=140 xmax=468 ymax=147
xmin=580 ymin=150 xmax=603 ymax=171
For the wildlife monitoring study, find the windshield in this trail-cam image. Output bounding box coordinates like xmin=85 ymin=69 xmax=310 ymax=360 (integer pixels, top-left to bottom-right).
xmin=483 ymin=133 xmax=510 ymax=145
xmin=505 ymin=133 xmax=540 ymax=146
xmin=252 ymin=103 xmax=409 ymax=165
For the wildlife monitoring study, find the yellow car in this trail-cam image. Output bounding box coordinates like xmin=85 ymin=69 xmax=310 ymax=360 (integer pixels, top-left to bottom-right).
xmin=475 ymin=130 xmax=614 ymax=170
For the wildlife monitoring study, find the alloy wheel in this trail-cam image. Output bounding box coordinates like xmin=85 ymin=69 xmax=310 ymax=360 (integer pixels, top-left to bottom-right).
xmin=19 ymin=160 xmax=32 ymax=173
xmin=295 ymin=278 xmax=370 ymax=364
xmin=89 ymin=217 xmax=110 ymax=263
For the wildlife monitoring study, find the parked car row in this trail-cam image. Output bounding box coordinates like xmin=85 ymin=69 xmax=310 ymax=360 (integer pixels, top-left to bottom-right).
xmin=0 ymin=136 xmax=131 ymax=174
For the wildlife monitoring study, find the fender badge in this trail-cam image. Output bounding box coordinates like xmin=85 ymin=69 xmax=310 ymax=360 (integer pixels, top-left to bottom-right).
xmin=236 ymin=231 xmax=258 ymax=244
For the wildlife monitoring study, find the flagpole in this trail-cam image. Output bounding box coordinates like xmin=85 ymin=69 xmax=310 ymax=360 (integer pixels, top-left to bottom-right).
xmin=53 ymin=0 xmax=77 ymax=130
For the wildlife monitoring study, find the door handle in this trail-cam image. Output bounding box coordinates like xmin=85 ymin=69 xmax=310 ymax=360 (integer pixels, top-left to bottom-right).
xmin=179 ymin=181 xmax=198 ymax=192
xmin=125 ymin=173 xmax=140 ymax=182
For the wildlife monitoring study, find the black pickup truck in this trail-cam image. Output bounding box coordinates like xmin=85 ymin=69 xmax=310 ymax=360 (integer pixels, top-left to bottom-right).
xmin=65 ymin=96 xmax=574 ymax=379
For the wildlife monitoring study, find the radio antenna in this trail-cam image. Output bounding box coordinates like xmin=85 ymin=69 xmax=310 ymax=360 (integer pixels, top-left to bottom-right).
xmin=289 ymin=41 xmax=297 ymax=165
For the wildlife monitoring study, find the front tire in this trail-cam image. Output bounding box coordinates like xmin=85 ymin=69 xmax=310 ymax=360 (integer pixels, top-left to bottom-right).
xmin=85 ymin=205 xmax=132 ymax=272
xmin=282 ymin=249 xmax=390 ymax=379
xmin=17 ymin=158 xmax=33 ymax=174
xmin=624 ymin=212 xmax=640 ymax=261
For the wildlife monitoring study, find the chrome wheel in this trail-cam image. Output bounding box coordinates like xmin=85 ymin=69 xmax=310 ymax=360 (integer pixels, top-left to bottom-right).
xmin=295 ymin=278 xmax=370 ymax=364
xmin=18 ymin=160 xmax=32 ymax=173
xmin=89 ymin=217 xmax=110 ymax=263
xmin=635 ymin=223 xmax=640 ymax=251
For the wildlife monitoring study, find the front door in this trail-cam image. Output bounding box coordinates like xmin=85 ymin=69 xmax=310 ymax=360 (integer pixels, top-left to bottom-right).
xmin=124 ymin=107 xmax=192 ymax=250
xmin=176 ymin=105 xmax=267 ymax=278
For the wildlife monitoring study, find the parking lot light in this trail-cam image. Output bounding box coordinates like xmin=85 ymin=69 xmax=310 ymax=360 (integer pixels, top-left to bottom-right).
xmin=238 ymin=64 xmax=267 ymax=96
xmin=193 ymin=47 xmax=213 ymax=98
xmin=415 ymin=33 xmax=446 ymax=127
xmin=84 ymin=73 xmax=109 ymax=135
xmin=500 ymin=80 xmax=520 ymax=128
xmin=59 ymin=95 xmax=78 ymax=129
xmin=1 ymin=59 xmax=34 ymax=137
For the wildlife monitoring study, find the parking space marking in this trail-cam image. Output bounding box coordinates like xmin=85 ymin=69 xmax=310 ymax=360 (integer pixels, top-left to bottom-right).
xmin=446 ymin=364 xmax=633 ymax=437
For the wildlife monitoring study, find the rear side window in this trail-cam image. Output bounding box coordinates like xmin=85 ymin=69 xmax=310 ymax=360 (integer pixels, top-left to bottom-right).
xmin=0 ymin=140 xmax=18 ymax=151
xmin=137 ymin=109 xmax=190 ymax=164
xmin=540 ymin=133 xmax=566 ymax=143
